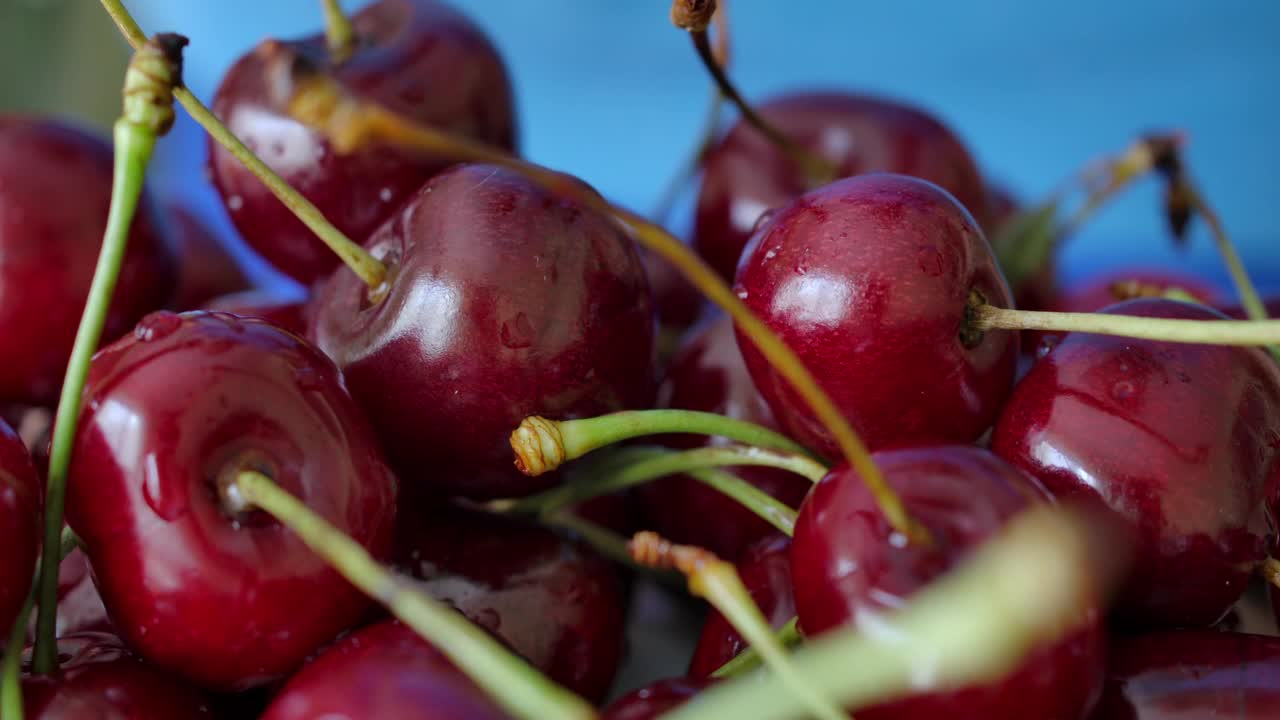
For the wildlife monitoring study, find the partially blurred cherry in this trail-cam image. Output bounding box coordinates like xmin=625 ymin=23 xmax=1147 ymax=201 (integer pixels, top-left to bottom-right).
xmin=205 ymin=288 xmax=310 ymax=336
xmin=0 ymin=415 xmax=40 ymax=637
xmin=165 ymin=204 xmax=251 ymax=310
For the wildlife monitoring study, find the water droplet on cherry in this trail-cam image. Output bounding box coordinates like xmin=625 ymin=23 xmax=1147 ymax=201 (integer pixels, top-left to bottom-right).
xmin=134 ymin=311 xmax=183 ymax=342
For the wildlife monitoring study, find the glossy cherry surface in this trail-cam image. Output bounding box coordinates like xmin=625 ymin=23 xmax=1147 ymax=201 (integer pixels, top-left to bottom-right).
xmin=261 ymin=620 xmax=507 ymax=720
xmin=311 ymin=163 xmax=656 ymax=499
xmin=993 ymin=298 xmax=1280 ymax=629
xmin=1090 ymin=631 xmax=1280 ymax=719
xmin=0 ymin=415 xmax=40 ymax=637
xmin=734 ymin=173 xmax=1017 ymax=456
xmin=166 ymin=204 xmax=251 ymax=311
xmin=688 ymin=532 xmax=795 ymax=678
xmin=21 ymin=632 xmax=214 ymax=719
xmin=395 ymin=505 xmax=627 ymax=702
xmin=210 ymin=0 xmax=517 ymax=283
xmin=792 ymin=445 xmax=1105 ymax=719
xmin=602 ymin=677 xmax=715 ymax=720
xmin=639 ymin=315 xmax=810 ymax=560
xmin=695 ymin=92 xmax=987 ymax=281
xmin=0 ymin=115 xmax=175 ymax=406
xmin=65 ymin=311 xmax=398 ymax=691
xmin=205 ymin=288 xmax=310 ymax=336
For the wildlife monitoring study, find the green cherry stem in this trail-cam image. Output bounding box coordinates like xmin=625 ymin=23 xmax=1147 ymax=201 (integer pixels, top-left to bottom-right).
xmin=509 ymin=410 xmax=815 ymax=476
xmin=971 ymin=303 xmax=1280 ymax=346
xmin=630 ymin=532 xmax=845 ymax=720
xmin=321 ymin=0 xmax=357 ymax=62
xmin=710 ymin=617 xmax=801 ymax=679
xmin=663 ymin=505 xmax=1114 ymax=720
xmin=31 ymin=35 xmax=183 ymax=674
xmin=539 ymin=510 xmax=683 ymax=587
xmin=97 ymin=0 xmax=388 ymax=291
xmin=225 ymin=470 xmax=595 ymax=720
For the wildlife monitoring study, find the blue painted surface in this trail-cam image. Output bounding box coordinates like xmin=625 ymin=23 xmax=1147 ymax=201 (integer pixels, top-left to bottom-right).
xmin=126 ymin=0 xmax=1280 ymax=292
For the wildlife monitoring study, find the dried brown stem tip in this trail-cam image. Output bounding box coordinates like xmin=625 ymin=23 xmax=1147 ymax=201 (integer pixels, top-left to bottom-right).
xmin=671 ymin=0 xmax=718 ymax=32
xmin=510 ymin=416 xmax=565 ymax=476
xmin=122 ymin=33 xmax=187 ymax=136
xmin=628 ymin=531 xmax=719 ymax=577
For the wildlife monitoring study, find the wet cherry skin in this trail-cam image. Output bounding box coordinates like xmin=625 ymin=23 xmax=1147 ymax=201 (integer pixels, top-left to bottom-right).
xmin=688 ymin=533 xmax=795 ymax=678
xmin=694 ymin=92 xmax=987 ymax=281
xmin=209 ymin=0 xmax=517 ymax=283
xmin=165 ymin=204 xmax=252 ymax=311
xmin=0 ymin=415 xmax=40 ymax=637
xmin=601 ymin=677 xmax=715 ymax=720
xmin=261 ymin=620 xmax=507 ymax=720
xmin=311 ymin=164 xmax=656 ymax=500
xmin=992 ymin=298 xmax=1280 ymax=629
xmin=791 ymin=445 xmax=1105 ymax=719
xmin=0 ymin=115 xmax=175 ymax=406
xmin=21 ymin=632 xmax=214 ymax=719
xmin=639 ymin=315 xmax=811 ymax=560
xmin=394 ymin=505 xmax=627 ymax=702
xmin=1090 ymin=631 xmax=1280 ymax=718
xmin=734 ymin=173 xmax=1018 ymax=457
xmin=205 ymin=288 xmax=310 ymax=337
xmin=64 ymin=311 xmax=398 ymax=691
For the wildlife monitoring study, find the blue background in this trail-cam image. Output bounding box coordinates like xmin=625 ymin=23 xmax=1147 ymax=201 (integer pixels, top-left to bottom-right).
xmin=124 ymin=0 xmax=1280 ymax=294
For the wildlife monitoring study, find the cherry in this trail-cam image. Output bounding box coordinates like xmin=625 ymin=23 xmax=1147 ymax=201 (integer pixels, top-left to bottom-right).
xmin=694 ymin=93 xmax=987 ymax=281
xmin=64 ymin=311 xmax=398 ymax=691
xmin=394 ymin=505 xmax=627 ymax=702
xmin=791 ymin=445 xmax=1105 ymax=718
xmin=165 ymin=203 xmax=251 ymax=311
xmin=205 ymin=288 xmax=310 ymax=336
xmin=601 ymin=677 xmax=715 ymax=720
xmin=21 ymin=632 xmax=214 ymax=719
xmin=209 ymin=0 xmax=517 ymax=283
xmin=639 ymin=315 xmax=810 ymax=560
xmin=0 ymin=416 xmax=40 ymax=637
xmin=1218 ymin=294 xmax=1280 ymax=320
xmin=992 ymin=298 xmax=1280 ymax=629
xmin=688 ymin=532 xmax=795 ymax=678
xmin=311 ymin=163 xmax=656 ymax=500
xmin=0 ymin=115 xmax=175 ymax=406
xmin=641 ymin=245 xmax=704 ymax=343
xmin=1091 ymin=631 xmax=1280 ymax=718
xmin=260 ymin=620 xmax=506 ymax=720
xmin=734 ymin=173 xmax=1017 ymax=457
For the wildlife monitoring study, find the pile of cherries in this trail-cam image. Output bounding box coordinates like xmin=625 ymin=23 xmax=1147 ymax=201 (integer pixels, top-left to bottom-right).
xmin=3 ymin=0 xmax=1279 ymax=718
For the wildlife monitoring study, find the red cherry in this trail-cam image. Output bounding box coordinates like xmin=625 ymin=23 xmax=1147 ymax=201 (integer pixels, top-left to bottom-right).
xmin=205 ymin=288 xmax=310 ymax=337
xmin=992 ymin=298 xmax=1280 ymax=628
xmin=64 ymin=311 xmax=398 ymax=690
xmin=639 ymin=315 xmax=810 ymax=560
xmin=209 ymin=0 xmax=517 ymax=283
xmin=395 ymin=505 xmax=627 ymax=702
xmin=695 ymin=93 xmax=987 ymax=281
xmin=602 ymin=677 xmax=715 ymax=720
xmin=734 ymin=173 xmax=1017 ymax=456
xmin=1092 ymin=631 xmax=1280 ymax=717
xmin=165 ymin=204 xmax=251 ymax=311
xmin=21 ymin=632 xmax=213 ymax=719
xmin=791 ymin=445 xmax=1104 ymax=718
xmin=640 ymin=245 xmax=704 ymax=338
xmin=0 ymin=115 xmax=174 ymax=406
xmin=687 ymin=533 xmax=795 ymax=678
xmin=260 ymin=620 xmax=506 ymax=720
xmin=0 ymin=415 xmax=39 ymax=636
xmin=311 ymin=164 xmax=656 ymax=499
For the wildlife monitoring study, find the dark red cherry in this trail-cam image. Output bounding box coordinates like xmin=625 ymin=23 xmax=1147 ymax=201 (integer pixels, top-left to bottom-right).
xmin=734 ymin=173 xmax=1017 ymax=457
xmin=311 ymin=163 xmax=656 ymax=499
xmin=695 ymin=92 xmax=987 ymax=281
xmin=992 ymin=298 xmax=1280 ymax=629
xmin=166 ymin=203 xmax=252 ymax=311
xmin=688 ymin=533 xmax=795 ymax=678
xmin=639 ymin=315 xmax=810 ymax=560
xmin=1091 ymin=631 xmax=1280 ymax=718
xmin=209 ymin=0 xmax=517 ymax=283
xmin=64 ymin=311 xmax=398 ymax=691
xmin=21 ymin=632 xmax=214 ymax=719
xmin=640 ymin=245 xmax=704 ymax=341
xmin=601 ymin=677 xmax=715 ymax=720
xmin=261 ymin=620 xmax=506 ymax=720
xmin=205 ymin=288 xmax=310 ymax=336
xmin=0 ymin=115 xmax=175 ymax=406
xmin=395 ymin=505 xmax=626 ymax=702
xmin=791 ymin=445 xmax=1105 ymax=719
xmin=0 ymin=415 xmax=40 ymax=637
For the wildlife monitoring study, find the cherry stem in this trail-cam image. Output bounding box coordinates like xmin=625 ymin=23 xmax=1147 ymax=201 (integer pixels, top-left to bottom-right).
xmin=509 ymin=410 xmax=815 ymax=476
xmin=711 ymin=616 xmax=801 ymax=679
xmin=242 ymin=60 xmax=926 ymax=545
xmin=228 ymin=470 xmax=595 ymax=720
xmin=971 ymin=303 xmax=1280 ymax=346
xmin=494 ymin=445 xmax=807 ymax=536
xmin=320 ymin=0 xmax=357 ymax=62
xmin=538 ymin=509 xmax=683 ymax=587
xmin=31 ymin=35 xmax=183 ymax=674
xmin=1 ymin=530 xmax=80 ymax=719
xmin=629 ymin=532 xmax=845 ymax=720
xmin=96 ymin=0 xmax=389 ymax=291
xmin=1260 ymin=557 xmax=1280 ymax=591
xmin=663 ymin=505 xmax=1111 ymax=720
